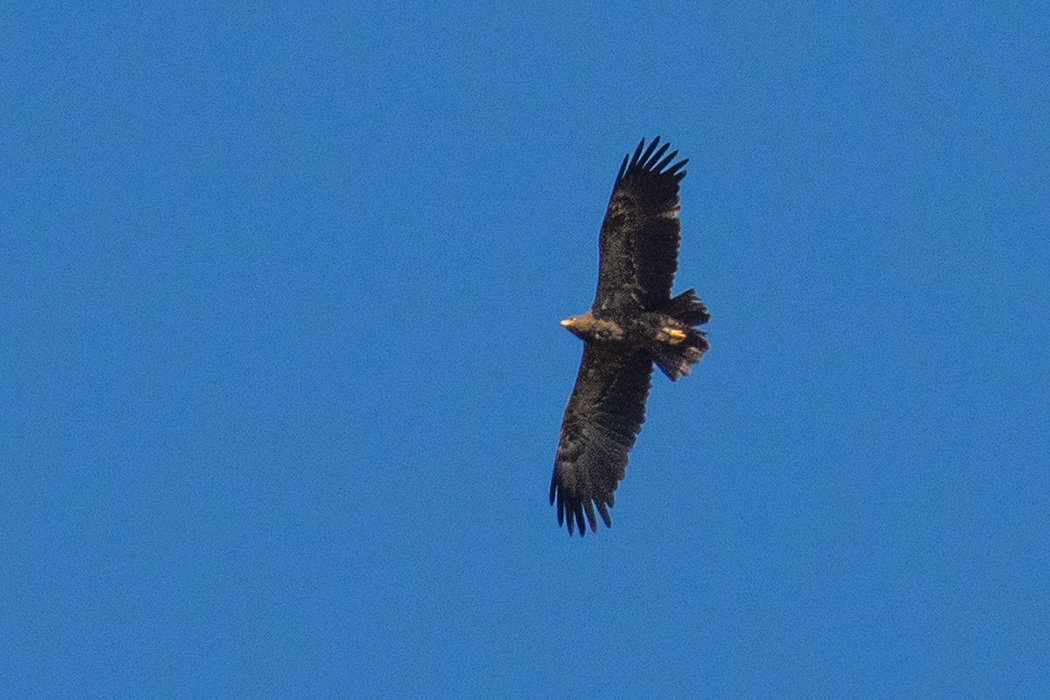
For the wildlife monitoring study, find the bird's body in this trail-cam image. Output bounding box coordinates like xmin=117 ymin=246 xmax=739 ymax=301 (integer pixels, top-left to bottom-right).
xmin=550 ymin=137 xmax=710 ymax=535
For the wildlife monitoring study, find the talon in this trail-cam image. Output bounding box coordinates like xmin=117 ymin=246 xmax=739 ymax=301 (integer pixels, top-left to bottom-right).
xmin=663 ymin=328 xmax=687 ymax=344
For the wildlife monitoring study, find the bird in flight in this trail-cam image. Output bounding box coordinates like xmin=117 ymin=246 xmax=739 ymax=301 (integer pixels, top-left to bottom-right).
xmin=550 ymin=137 xmax=711 ymax=536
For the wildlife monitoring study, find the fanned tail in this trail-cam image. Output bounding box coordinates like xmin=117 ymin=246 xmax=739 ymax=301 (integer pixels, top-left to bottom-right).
xmin=654 ymin=289 xmax=710 ymax=381
xmin=666 ymin=288 xmax=711 ymax=326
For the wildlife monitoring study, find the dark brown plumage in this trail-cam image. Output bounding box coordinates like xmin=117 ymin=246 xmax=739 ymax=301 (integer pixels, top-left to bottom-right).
xmin=550 ymin=137 xmax=711 ymax=536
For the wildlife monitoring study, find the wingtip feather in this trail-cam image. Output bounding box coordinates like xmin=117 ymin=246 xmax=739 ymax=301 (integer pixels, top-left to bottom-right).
xmin=631 ymin=138 xmax=646 ymax=166
xmin=648 ymin=142 xmax=671 ymax=168
xmin=640 ymin=137 xmax=661 ymax=166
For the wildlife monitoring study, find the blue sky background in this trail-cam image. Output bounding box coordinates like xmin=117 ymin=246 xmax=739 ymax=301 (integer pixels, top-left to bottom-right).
xmin=3 ymin=2 xmax=1049 ymax=697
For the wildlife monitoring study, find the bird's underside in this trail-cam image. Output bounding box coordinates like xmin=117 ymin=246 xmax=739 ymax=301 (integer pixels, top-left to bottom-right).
xmin=549 ymin=137 xmax=710 ymax=536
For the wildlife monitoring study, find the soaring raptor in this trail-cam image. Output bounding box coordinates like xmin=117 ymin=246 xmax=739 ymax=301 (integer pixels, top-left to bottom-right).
xmin=550 ymin=137 xmax=711 ymax=536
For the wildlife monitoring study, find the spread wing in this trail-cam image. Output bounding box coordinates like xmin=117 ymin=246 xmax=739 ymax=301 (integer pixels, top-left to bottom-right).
xmin=549 ymin=344 xmax=654 ymax=535
xmin=594 ymin=137 xmax=688 ymax=314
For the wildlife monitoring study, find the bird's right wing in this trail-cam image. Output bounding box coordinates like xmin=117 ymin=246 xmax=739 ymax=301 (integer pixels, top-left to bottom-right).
xmin=549 ymin=344 xmax=654 ymax=535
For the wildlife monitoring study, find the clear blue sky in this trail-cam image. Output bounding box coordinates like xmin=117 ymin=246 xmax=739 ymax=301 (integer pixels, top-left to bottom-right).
xmin=3 ymin=2 xmax=1048 ymax=697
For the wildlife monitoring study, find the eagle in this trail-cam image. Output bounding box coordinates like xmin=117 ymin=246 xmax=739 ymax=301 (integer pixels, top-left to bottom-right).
xmin=550 ymin=137 xmax=710 ymax=536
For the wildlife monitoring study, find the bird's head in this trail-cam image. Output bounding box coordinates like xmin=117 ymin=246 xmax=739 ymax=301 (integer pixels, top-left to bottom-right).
xmin=560 ymin=311 xmax=623 ymax=342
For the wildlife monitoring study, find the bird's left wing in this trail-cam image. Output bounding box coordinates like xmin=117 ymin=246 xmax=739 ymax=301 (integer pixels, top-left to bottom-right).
xmin=593 ymin=137 xmax=688 ymax=314
xmin=550 ymin=344 xmax=654 ymax=535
